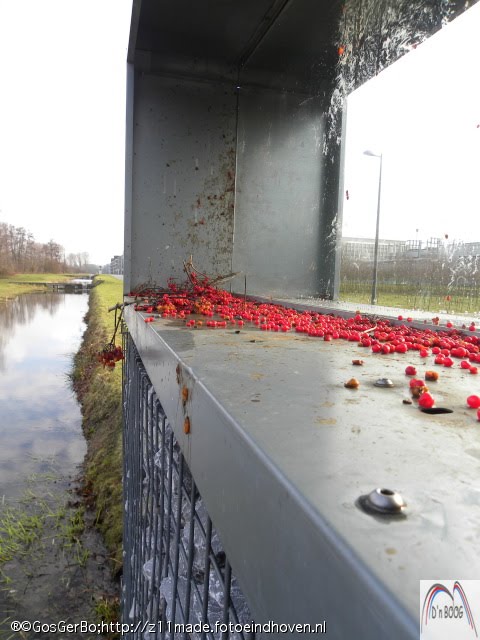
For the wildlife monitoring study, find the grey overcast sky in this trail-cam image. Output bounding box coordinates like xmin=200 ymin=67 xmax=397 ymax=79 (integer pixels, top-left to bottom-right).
xmin=342 ymin=1 xmax=480 ymax=245
xmin=0 ymin=0 xmax=132 ymax=266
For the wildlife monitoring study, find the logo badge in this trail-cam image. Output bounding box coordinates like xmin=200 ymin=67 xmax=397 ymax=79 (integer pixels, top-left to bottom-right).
xmin=420 ymin=581 xmax=479 ymax=639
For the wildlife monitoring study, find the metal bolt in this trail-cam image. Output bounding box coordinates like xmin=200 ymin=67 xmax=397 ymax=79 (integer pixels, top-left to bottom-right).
xmin=365 ymin=488 xmax=406 ymax=514
xmin=374 ymin=378 xmax=394 ymax=388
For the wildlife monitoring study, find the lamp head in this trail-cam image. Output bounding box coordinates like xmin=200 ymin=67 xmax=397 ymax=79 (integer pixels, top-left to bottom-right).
xmin=363 ymin=149 xmax=382 ymax=158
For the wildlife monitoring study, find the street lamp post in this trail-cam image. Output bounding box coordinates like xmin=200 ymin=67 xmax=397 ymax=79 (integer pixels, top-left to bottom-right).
xmin=363 ymin=150 xmax=383 ymax=305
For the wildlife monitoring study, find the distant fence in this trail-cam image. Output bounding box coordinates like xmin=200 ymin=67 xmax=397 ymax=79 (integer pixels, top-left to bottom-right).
xmin=122 ymin=332 xmax=254 ymax=639
xmin=340 ymin=281 xmax=480 ymax=311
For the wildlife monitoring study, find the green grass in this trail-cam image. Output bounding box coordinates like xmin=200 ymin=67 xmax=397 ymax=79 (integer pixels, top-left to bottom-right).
xmin=340 ymin=282 xmax=480 ymax=314
xmin=94 ymin=596 xmax=120 ymax=625
xmin=64 ymin=506 xmax=86 ymax=544
xmin=72 ymin=275 xmax=124 ymax=574
xmin=0 ymin=273 xmax=82 ymax=299
xmin=0 ymin=500 xmax=93 ymax=592
xmin=0 ymin=507 xmax=44 ymax=564
xmin=59 ymin=505 xmax=90 ymax=568
xmin=5 ymin=273 xmax=84 ymax=283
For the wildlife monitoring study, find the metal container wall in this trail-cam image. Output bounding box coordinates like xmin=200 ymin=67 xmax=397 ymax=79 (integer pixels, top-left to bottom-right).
xmin=231 ymin=88 xmax=327 ymax=297
xmin=124 ymin=0 xmax=342 ymax=299
xmin=125 ymin=72 xmax=237 ymax=293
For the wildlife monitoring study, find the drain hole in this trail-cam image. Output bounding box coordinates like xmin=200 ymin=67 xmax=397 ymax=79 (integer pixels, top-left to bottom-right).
xmin=379 ymin=488 xmax=394 ymax=496
xmin=420 ymin=407 xmax=454 ymax=414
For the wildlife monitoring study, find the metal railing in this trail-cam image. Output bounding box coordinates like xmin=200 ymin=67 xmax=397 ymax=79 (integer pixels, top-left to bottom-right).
xmin=122 ymin=332 xmax=254 ymax=639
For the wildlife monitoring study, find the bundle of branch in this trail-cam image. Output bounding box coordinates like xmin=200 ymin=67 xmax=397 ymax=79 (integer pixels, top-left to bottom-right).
xmin=183 ymin=256 xmax=240 ymax=288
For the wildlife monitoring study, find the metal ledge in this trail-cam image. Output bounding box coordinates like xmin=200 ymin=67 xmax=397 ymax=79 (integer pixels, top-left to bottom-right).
xmin=125 ymin=305 xmax=480 ymax=638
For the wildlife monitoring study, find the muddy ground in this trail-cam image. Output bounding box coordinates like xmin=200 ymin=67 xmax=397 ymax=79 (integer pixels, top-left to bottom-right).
xmin=0 ymin=471 xmax=119 ymax=640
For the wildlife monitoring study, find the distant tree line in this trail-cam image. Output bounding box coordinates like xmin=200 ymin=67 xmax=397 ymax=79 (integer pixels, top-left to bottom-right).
xmin=0 ymin=221 xmax=89 ymax=275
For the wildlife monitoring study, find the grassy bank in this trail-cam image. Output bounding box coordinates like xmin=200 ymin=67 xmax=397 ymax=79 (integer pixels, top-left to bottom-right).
xmin=340 ymin=282 xmax=480 ymax=314
xmin=0 ymin=273 xmax=82 ymax=299
xmin=72 ymin=275 xmax=124 ymax=575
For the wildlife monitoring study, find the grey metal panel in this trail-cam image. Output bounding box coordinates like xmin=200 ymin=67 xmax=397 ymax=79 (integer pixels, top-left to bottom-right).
xmin=239 ymin=0 xmax=340 ymax=93
xmin=133 ymin=50 xmax=237 ymax=87
xmin=232 ymin=87 xmax=328 ymax=298
xmin=127 ymin=0 xmax=344 ymax=299
xmin=317 ymin=123 xmax=341 ymax=300
xmin=332 ymin=107 xmax=347 ymax=301
xmin=134 ymin=0 xmax=298 ymax=69
xmin=230 ymin=0 xmax=342 ymax=301
xmin=132 ymin=0 xmax=341 ymax=89
xmin=125 ymin=307 xmax=452 ymax=638
xmin=127 ymin=0 xmax=142 ymax=64
xmin=129 ymin=72 xmax=237 ymax=290
xmin=124 ymin=63 xmax=135 ymax=295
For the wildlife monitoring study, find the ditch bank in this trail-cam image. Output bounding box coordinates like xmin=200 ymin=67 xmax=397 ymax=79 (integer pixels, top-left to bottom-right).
xmin=0 ymin=285 xmax=122 ymax=639
xmin=71 ymin=275 xmax=124 ymax=576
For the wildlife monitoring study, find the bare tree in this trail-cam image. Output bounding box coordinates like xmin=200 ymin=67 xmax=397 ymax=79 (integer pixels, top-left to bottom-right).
xmin=0 ymin=220 xmax=87 ymax=275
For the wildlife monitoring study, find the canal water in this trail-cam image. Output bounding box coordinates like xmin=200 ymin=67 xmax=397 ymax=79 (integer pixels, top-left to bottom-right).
xmin=0 ymin=293 xmax=117 ymax=638
xmin=0 ymin=293 xmax=87 ymax=499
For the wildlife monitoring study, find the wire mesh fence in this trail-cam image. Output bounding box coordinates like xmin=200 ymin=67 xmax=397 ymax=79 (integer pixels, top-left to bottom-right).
xmin=122 ymin=331 xmax=255 ymax=640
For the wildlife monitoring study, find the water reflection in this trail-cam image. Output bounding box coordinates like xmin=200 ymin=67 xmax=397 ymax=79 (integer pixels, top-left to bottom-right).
xmin=0 ymin=293 xmax=64 ymax=370
xmin=0 ymin=293 xmax=88 ymax=498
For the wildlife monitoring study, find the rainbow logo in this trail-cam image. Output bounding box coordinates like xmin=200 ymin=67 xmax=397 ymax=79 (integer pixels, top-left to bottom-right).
xmin=421 ymin=581 xmax=477 ymax=636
